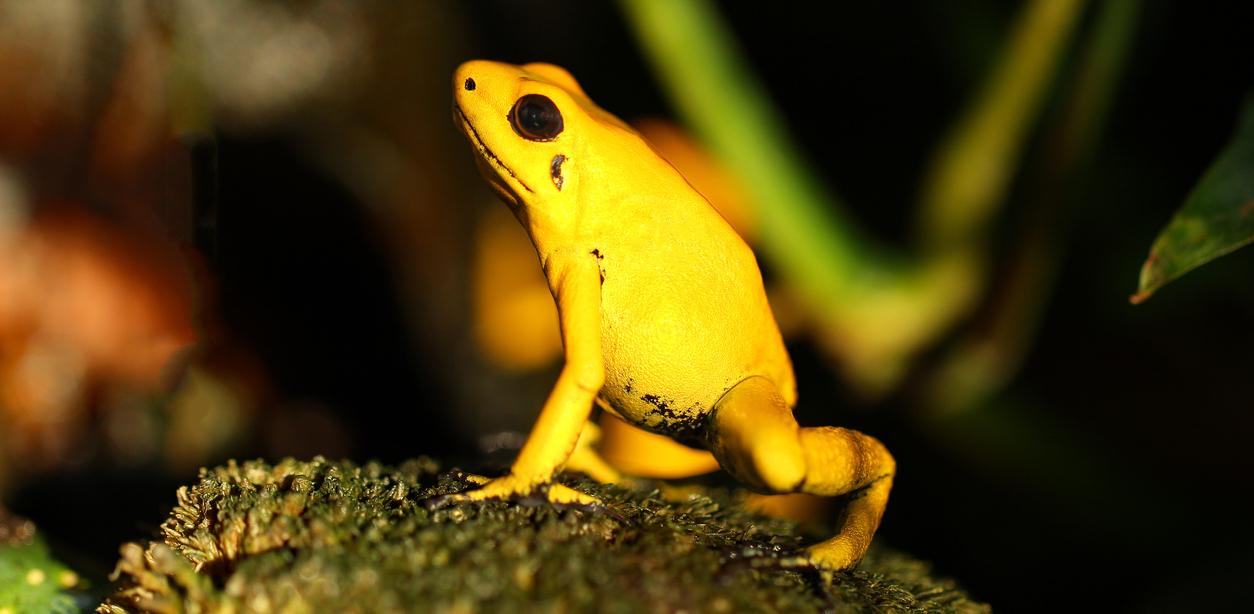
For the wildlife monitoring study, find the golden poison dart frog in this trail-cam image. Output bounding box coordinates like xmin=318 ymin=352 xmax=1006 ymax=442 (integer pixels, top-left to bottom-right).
xmin=445 ymin=60 xmax=895 ymax=570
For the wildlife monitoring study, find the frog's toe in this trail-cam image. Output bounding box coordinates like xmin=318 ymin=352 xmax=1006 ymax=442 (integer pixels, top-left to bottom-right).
xmin=545 ymin=483 xmax=603 ymax=507
xmin=805 ymin=538 xmax=864 ymax=573
xmin=460 ymin=472 xmax=493 ymax=486
xmin=424 ymin=475 xmax=604 ymax=512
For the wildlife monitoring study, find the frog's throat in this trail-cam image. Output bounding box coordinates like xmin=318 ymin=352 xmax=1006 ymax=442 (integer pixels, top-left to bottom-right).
xmin=453 ymin=103 xmax=533 ymax=194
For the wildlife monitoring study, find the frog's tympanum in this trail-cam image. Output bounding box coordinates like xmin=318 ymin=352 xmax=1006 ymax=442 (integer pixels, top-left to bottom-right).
xmin=448 ymin=60 xmax=895 ymax=571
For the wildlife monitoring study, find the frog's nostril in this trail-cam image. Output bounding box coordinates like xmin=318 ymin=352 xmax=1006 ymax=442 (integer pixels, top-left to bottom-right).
xmin=464 ymin=77 xmax=476 ymax=91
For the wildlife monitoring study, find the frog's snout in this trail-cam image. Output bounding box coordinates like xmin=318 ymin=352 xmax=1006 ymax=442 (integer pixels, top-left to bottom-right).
xmin=454 ymin=60 xmax=496 ymax=98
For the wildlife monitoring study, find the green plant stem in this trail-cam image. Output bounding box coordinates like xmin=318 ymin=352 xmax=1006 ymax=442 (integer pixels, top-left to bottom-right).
xmin=924 ymin=0 xmax=1137 ymax=414
xmin=917 ymin=0 xmax=1085 ymax=251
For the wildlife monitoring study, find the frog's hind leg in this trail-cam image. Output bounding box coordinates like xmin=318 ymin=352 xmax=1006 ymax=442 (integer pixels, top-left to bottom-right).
xmin=563 ymin=419 xmax=627 ymax=484
xmin=708 ymin=376 xmax=895 ymax=571
xmin=597 ymin=413 xmax=721 ymax=479
xmin=565 ymin=414 xmax=721 ymax=488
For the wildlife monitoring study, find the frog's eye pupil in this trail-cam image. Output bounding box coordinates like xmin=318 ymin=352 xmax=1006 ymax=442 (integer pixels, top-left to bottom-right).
xmin=510 ymin=94 xmax=563 ymax=141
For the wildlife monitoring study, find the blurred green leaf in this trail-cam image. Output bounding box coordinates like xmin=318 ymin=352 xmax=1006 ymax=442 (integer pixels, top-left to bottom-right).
xmin=0 ymin=537 xmax=79 ymax=614
xmin=1135 ymin=98 xmax=1254 ymax=303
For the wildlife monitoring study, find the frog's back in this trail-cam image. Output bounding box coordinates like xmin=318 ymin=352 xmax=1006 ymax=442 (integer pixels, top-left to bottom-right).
xmin=591 ymin=187 xmax=795 ymax=442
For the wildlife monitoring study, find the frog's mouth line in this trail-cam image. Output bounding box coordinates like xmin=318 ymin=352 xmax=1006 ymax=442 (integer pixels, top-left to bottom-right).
xmin=454 ymin=103 xmax=533 ymax=193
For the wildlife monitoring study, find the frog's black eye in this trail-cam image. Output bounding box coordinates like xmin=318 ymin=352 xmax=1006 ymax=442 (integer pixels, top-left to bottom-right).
xmin=510 ymin=94 xmax=563 ymax=141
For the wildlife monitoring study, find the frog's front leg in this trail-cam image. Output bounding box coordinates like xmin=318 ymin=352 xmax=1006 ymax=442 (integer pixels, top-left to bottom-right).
xmin=447 ymin=253 xmax=605 ymax=507
xmin=707 ymin=376 xmax=895 ymax=572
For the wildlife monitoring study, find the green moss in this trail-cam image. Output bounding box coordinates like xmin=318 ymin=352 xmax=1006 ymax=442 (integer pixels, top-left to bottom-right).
xmin=99 ymin=457 xmax=987 ymax=613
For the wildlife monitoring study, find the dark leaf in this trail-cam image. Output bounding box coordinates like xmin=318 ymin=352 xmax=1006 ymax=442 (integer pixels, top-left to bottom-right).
xmin=1134 ymin=96 xmax=1254 ymax=303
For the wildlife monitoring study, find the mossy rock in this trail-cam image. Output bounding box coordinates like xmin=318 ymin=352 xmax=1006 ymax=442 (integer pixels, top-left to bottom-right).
xmin=99 ymin=457 xmax=987 ymax=613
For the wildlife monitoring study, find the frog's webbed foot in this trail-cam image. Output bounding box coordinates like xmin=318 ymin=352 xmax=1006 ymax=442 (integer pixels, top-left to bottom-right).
xmin=422 ymin=472 xmax=604 ymax=512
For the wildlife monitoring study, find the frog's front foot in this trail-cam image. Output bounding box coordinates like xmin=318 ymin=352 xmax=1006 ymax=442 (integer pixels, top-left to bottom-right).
xmin=423 ymin=473 xmax=603 ymax=511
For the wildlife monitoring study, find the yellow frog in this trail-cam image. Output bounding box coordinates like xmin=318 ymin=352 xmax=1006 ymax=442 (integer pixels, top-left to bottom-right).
xmin=446 ymin=60 xmax=895 ymax=570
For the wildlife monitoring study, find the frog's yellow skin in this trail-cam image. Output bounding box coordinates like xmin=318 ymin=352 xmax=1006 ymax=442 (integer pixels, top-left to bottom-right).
xmin=449 ymin=60 xmax=895 ymax=571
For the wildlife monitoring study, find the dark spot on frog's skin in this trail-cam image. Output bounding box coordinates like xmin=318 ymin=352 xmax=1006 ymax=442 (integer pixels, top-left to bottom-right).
xmin=551 ymin=154 xmax=566 ymax=190
xmin=464 ymin=77 xmax=476 ymax=91
xmin=623 ymin=378 xmax=633 ymax=394
xmin=590 ymin=248 xmax=605 ymax=284
xmin=640 ymin=393 xmax=707 ymax=446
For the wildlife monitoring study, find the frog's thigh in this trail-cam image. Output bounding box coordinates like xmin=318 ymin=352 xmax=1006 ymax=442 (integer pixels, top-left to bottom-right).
xmin=597 ymin=412 xmax=720 ymax=479
xmin=709 ymin=376 xmax=896 ymax=570
xmin=707 ymin=376 xmax=807 ymax=492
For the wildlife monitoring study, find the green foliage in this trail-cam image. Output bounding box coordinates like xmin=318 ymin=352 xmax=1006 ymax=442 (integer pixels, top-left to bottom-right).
xmin=1135 ymin=97 xmax=1254 ymax=303
xmin=620 ymin=0 xmax=1086 ymax=393
xmin=0 ymin=537 xmax=79 ymax=614
xmin=100 ymin=457 xmax=987 ymax=613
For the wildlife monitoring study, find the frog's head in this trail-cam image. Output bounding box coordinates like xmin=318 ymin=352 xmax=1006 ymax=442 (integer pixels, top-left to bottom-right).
xmin=453 ymin=60 xmax=642 ymax=226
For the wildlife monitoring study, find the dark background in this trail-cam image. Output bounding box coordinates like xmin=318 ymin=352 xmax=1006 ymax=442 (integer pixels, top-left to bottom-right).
xmin=12 ymin=2 xmax=1254 ymax=611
